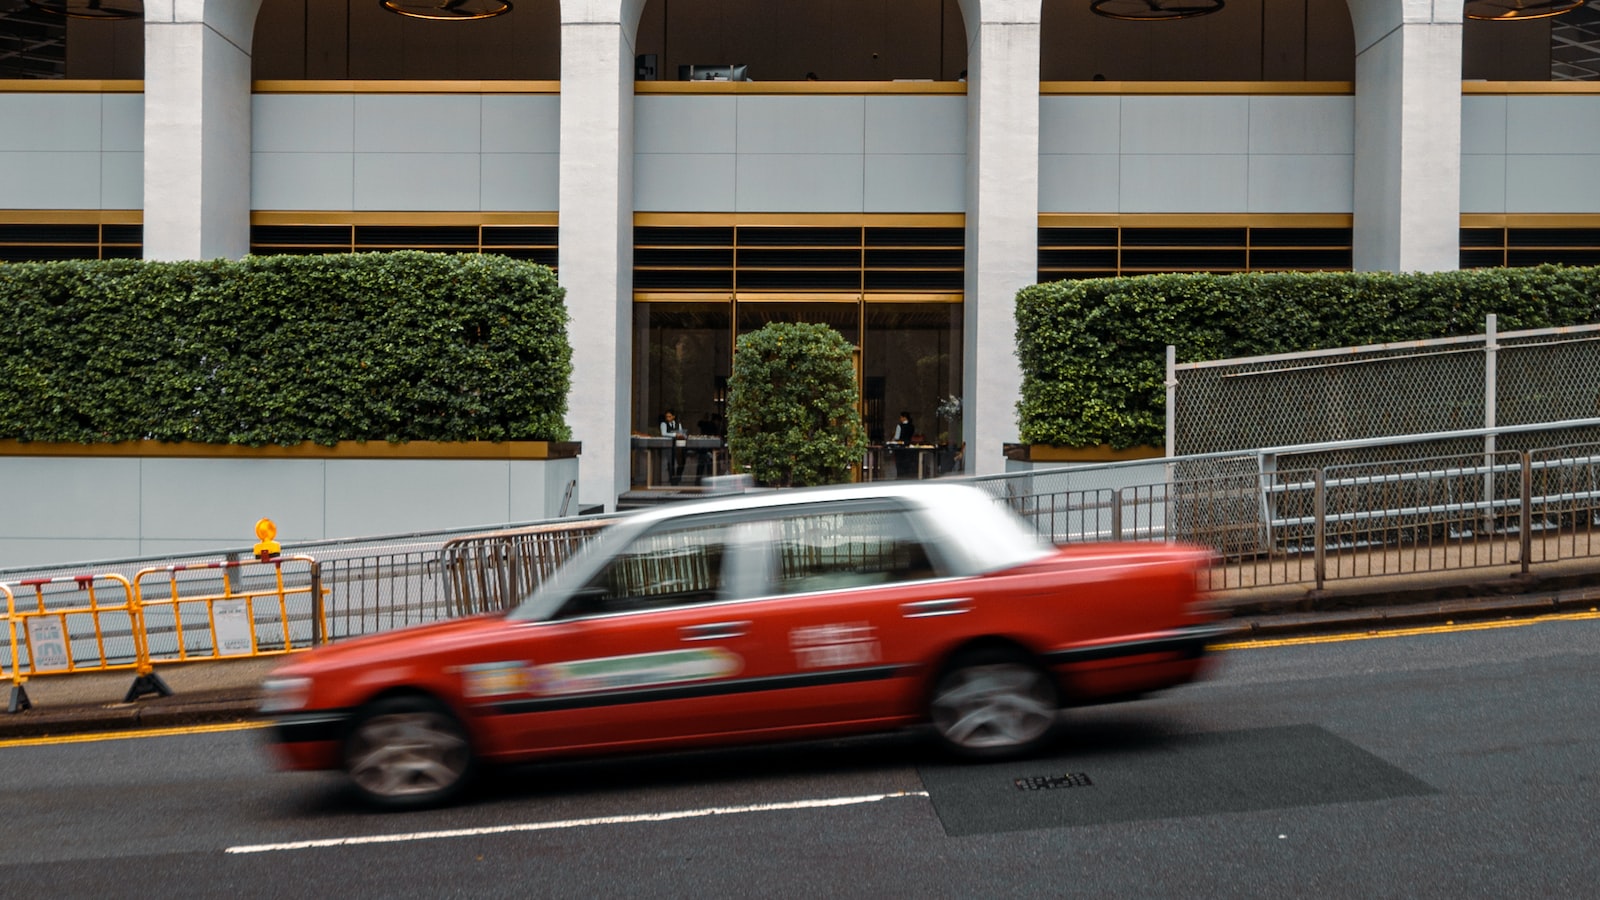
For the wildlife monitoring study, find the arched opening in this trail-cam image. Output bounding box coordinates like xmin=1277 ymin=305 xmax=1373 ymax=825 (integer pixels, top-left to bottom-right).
xmin=250 ymin=0 xmax=558 ymax=79
xmin=0 ymin=0 xmax=142 ymax=78
xmin=633 ymin=0 xmax=966 ymax=82
xmin=1041 ymin=0 xmax=1355 ymax=82
xmin=1465 ymin=5 xmax=1600 ymax=80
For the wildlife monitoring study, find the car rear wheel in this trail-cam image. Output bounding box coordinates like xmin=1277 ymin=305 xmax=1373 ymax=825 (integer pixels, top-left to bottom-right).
xmin=929 ymin=649 xmax=1059 ymax=759
xmin=343 ymin=695 xmax=475 ymax=810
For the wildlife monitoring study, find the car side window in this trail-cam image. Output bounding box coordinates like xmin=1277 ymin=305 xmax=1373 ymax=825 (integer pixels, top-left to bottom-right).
xmin=568 ymin=520 xmax=733 ymax=616
xmin=769 ymin=506 xmax=941 ymax=595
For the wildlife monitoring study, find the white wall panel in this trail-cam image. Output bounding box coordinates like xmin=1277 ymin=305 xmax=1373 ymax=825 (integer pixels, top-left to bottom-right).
xmin=1248 ymin=155 xmax=1352 ymax=213
xmin=1505 ymin=96 xmax=1600 ymax=155
xmin=354 ymin=94 xmax=482 ymax=153
xmin=0 ymin=152 xmax=103 ymax=208
xmin=1248 ymin=96 xmax=1353 ymax=155
xmin=634 ymin=94 xmax=966 ymax=213
xmin=0 ymin=455 xmax=579 ymax=570
xmin=1120 ymin=96 xmax=1249 ymax=155
xmin=1039 ymin=94 xmax=1352 ymax=213
xmin=323 ymin=460 xmax=513 ymax=535
xmin=864 ymin=96 xmax=966 ymax=154
xmin=138 ymin=459 xmax=326 ymax=541
xmin=252 ymin=94 xmax=355 ymax=152
xmin=508 ymin=458 xmax=581 ymax=522
xmin=1460 ymin=154 xmax=1507 ymax=213
xmin=1460 ymin=95 xmax=1507 ymax=155
xmin=735 ymin=96 xmax=865 ymax=154
xmin=735 ymin=153 xmax=865 ymax=212
xmin=482 ymin=95 xmax=561 ymax=154
xmin=0 ymin=94 xmax=102 ymax=151
xmin=1121 ymin=154 xmax=1248 ymax=213
xmin=252 ymin=151 xmax=355 ymax=209
xmin=634 ymin=152 xmax=737 ymax=210
xmin=1505 ymin=155 xmax=1600 ymax=214
xmin=481 ymin=153 xmax=560 ymax=210
xmin=1039 ymin=96 xmax=1120 ymax=155
xmin=100 ymin=152 xmax=145 ymax=209
xmin=634 ymin=95 xmax=737 ymax=153
xmin=354 ymin=152 xmax=482 ymax=210
xmin=0 ymin=459 xmax=142 ymax=539
xmin=101 ymin=94 xmax=145 ymax=153
xmin=864 ymin=154 xmax=965 ymax=212
xmin=1038 ymin=153 xmax=1119 ymax=212
xmin=1460 ymin=95 xmax=1600 ymax=214
xmin=250 ymin=92 xmax=560 ymax=212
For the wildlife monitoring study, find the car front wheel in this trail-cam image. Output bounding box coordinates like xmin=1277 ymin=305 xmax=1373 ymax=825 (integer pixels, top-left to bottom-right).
xmin=343 ymin=695 xmax=475 ymax=810
xmin=929 ymin=650 xmax=1059 ymax=759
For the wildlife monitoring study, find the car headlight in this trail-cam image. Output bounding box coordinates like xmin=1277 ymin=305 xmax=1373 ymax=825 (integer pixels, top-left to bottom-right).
xmin=259 ymin=676 xmax=313 ymax=714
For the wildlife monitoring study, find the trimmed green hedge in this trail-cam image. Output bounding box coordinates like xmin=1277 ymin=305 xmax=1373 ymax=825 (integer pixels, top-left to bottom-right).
xmin=726 ymin=322 xmax=866 ymax=487
xmin=0 ymin=252 xmax=571 ymax=445
xmin=1016 ymin=266 xmax=1600 ymax=449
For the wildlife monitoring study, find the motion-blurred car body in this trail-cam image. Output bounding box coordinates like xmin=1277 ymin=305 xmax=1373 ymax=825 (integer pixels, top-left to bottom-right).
xmin=263 ymin=482 xmax=1227 ymax=808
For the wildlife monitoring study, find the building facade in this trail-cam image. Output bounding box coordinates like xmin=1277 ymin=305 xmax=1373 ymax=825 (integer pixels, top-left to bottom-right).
xmin=3 ymin=0 xmax=1599 ymax=511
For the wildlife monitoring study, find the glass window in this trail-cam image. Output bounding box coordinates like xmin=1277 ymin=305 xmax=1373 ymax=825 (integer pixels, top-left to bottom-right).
xmin=633 ymin=302 xmax=731 ymax=436
xmin=767 ymin=505 xmax=941 ymax=595
xmin=864 ymin=301 xmax=963 ymax=455
xmin=571 ymin=519 xmax=735 ymax=615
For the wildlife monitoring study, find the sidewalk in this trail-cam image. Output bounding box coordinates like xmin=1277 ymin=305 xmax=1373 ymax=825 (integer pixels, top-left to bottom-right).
xmin=3 ymin=570 xmax=1598 ymax=741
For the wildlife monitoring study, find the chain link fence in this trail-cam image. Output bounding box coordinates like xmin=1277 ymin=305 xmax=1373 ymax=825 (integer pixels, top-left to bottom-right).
xmin=1170 ymin=317 xmax=1600 ymax=463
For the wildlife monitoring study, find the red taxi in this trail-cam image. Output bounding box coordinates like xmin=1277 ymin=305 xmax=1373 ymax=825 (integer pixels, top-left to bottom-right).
xmin=262 ymin=482 xmax=1228 ymax=809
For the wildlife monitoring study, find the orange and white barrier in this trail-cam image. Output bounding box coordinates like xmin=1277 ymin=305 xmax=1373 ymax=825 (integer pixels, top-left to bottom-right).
xmin=1 ymin=555 xmax=326 ymax=714
xmin=1 ymin=573 xmax=158 ymax=713
xmin=132 ymin=555 xmax=326 ymax=667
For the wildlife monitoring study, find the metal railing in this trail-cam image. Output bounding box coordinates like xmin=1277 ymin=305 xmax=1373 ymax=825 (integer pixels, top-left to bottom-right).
xmin=4 ymin=419 xmax=1599 ymax=688
xmin=979 ymin=421 xmax=1600 ymax=592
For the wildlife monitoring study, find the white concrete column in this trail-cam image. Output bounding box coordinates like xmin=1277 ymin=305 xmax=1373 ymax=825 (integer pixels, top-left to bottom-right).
xmin=560 ymin=0 xmax=645 ymax=511
xmin=142 ymin=0 xmax=262 ymax=261
xmin=1347 ymin=0 xmax=1463 ymax=273
xmin=956 ymin=0 xmax=1041 ymax=475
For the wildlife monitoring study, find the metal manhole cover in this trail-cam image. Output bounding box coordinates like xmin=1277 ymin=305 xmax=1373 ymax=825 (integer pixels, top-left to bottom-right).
xmin=1014 ymin=773 xmax=1092 ymax=791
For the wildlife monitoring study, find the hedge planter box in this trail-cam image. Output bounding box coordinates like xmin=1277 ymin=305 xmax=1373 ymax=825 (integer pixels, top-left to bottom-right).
xmin=0 ymin=440 xmax=581 ymax=571
xmin=1005 ymin=444 xmax=1165 ymax=466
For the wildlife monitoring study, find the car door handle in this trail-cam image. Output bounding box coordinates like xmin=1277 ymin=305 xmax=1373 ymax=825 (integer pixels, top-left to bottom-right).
xmin=680 ymin=621 xmax=750 ymax=641
xmin=901 ymin=598 xmax=973 ymax=618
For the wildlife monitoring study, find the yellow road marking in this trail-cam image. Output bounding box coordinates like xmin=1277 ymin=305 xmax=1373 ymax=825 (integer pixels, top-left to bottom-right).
xmin=6 ymin=609 xmax=1597 ymax=749
xmin=1214 ymin=608 xmax=1600 ymax=650
xmin=0 ymin=719 xmax=266 ymax=749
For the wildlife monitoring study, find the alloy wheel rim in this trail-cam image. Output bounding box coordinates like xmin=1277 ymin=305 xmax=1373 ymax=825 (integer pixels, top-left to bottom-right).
xmin=932 ymin=663 xmax=1056 ymax=749
xmin=347 ymin=711 xmax=470 ymax=797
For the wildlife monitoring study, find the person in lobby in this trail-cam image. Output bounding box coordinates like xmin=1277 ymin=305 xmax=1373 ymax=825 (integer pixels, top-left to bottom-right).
xmin=660 ymin=409 xmax=687 ymax=486
xmin=890 ymin=411 xmax=916 ymax=479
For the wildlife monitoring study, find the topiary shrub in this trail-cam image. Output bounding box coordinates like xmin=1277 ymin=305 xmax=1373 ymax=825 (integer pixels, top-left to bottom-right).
xmin=725 ymin=322 xmax=866 ymax=487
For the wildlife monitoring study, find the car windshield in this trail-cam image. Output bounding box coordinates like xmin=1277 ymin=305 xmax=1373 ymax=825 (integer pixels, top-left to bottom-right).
xmin=506 ymin=518 xmax=645 ymax=621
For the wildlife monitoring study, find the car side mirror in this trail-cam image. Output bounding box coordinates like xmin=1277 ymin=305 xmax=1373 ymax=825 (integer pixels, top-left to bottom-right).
xmin=557 ymin=586 xmax=610 ymax=619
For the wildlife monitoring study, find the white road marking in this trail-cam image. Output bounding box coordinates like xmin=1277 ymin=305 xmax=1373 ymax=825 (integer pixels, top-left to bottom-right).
xmin=225 ymin=790 xmax=932 ymax=854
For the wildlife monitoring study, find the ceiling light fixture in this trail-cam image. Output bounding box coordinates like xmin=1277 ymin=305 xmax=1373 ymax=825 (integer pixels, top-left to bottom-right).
xmin=24 ymin=0 xmax=142 ymax=19
xmin=1465 ymin=0 xmax=1587 ymax=20
xmin=1089 ymin=0 xmax=1225 ymax=21
xmin=379 ymin=0 xmax=513 ymax=21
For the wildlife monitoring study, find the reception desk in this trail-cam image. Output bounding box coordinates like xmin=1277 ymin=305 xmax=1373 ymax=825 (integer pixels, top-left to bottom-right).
xmin=865 ymin=443 xmax=939 ymax=481
xmin=631 ymin=435 xmax=727 ymax=488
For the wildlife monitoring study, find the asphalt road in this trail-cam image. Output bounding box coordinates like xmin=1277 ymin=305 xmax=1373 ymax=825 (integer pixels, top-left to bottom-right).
xmin=1 ymin=612 xmax=1596 ymax=898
